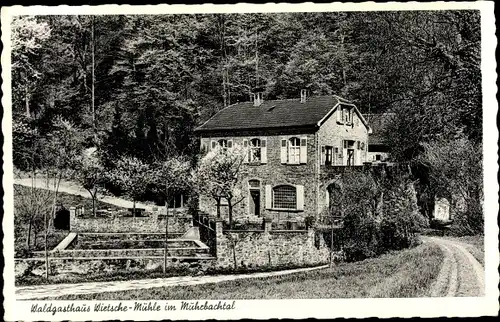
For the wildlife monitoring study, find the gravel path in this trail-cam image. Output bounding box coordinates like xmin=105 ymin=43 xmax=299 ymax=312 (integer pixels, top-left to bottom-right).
xmin=14 ymin=178 xmax=153 ymax=211
xmin=426 ymin=236 xmax=485 ymax=297
xmin=16 ymin=265 xmax=328 ymax=300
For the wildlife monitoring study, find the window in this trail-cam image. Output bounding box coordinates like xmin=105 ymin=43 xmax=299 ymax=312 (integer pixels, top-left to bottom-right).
xmin=325 ymin=146 xmax=333 ymax=166
xmin=375 ymin=154 xmax=381 ymax=161
xmin=218 ymin=139 xmax=227 ymax=148
xmin=272 ymin=185 xmax=297 ymax=209
xmin=288 ymin=137 xmax=301 ymax=164
xmin=342 ymin=108 xmax=353 ymax=124
xmin=249 ymin=139 xmax=261 ymax=163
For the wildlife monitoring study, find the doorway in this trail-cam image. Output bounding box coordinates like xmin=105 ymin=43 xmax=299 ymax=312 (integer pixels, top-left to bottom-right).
xmin=249 ymin=189 xmax=261 ymax=216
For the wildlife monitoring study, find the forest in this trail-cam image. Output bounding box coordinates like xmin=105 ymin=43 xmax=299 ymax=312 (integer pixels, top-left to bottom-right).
xmin=11 ymin=11 xmax=483 ymax=235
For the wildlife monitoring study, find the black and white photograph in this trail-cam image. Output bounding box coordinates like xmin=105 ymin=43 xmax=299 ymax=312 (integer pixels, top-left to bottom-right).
xmin=2 ymin=2 xmax=498 ymax=320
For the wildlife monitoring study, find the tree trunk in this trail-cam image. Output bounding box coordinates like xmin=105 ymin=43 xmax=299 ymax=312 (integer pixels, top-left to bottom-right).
xmin=91 ymin=16 xmax=96 ymax=140
xmin=228 ymin=199 xmax=233 ymax=229
xmin=25 ymin=85 xmax=30 ymax=118
xmin=330 ymin=218 xmax=334 ymax=268
xmin=216 ymin=198 xmax=221 ymax=218
xmin=163 ymin=198 xmax=169 ymax=274
xmin=46 ymin=174 xmax=62 ymax=279
xmin=26 ymin=220 xmax=32 ymax=250
xmin=232 ymin=243 xmax=237 ymax=269
xmin=92 ymin=194 xmax=96 ymax=217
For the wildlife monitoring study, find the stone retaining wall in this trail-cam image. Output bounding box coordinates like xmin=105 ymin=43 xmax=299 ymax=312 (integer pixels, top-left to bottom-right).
xmin=70 ymin=207 xmax=192 ymax=233
xmin=15 ymin=257 xmax=216 ymax=277
xmin=207 ymin=217 xmax=331 ymax=268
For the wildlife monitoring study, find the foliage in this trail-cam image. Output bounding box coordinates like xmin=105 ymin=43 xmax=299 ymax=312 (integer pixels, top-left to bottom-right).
xmin=73 ymin=149 xmax=107 ymax=216
xmin=151 ymin=156 xmax=192 ymax=205
xmin=10 ymin=12 xmax=481 ymax=167
xmin=335 ymin=171 xmax=428 ymax=262
xmin=419 ymin=136 xmax=483 ymax=235
xmin=379 ymin=179 xmax=428 ymax=250
xmin=193 ymin=144 xmax=247 ymax=225
xmin=108 ymin=156 xmax=152 ymax=213
xmin=14 ymin=181 xmax=53 ymax=251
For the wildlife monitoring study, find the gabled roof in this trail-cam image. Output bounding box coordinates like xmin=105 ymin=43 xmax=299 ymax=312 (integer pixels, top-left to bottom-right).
xmin=195 ymin=95 xmax=369 ymax=133
xmin=364 ymin=113 xmax=395 ymax=145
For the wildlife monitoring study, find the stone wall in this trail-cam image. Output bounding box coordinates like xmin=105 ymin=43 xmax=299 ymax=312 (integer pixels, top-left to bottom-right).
xmin=212 ymin=218 xmax=330 ymax=268
xmin=15 ymin=257 xmax=215 ymax=278
xmin=70 ymin=208 xmax=192 ymax=234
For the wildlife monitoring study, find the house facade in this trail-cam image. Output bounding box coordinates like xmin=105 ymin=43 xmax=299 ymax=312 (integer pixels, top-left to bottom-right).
xmin=194 ymin=93 xmax=371 ymax=224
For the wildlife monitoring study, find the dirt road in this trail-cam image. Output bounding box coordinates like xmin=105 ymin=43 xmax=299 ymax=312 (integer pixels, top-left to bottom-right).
xmin=426 ymin=236 xmax=485 ymax=297
xmin=14 ymin=178 xmax=152 ymax=210
xmin=16 ymin=265 xmax=329 ymax=300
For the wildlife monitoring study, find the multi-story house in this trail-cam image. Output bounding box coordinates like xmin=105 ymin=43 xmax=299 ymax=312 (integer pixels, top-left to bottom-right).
xmin=194 ymin=91 xmax=371 ymax=225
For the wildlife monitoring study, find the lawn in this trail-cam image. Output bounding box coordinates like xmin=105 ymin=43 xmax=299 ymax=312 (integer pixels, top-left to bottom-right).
xmin=51 ymin=241 xmax=444 ymax=300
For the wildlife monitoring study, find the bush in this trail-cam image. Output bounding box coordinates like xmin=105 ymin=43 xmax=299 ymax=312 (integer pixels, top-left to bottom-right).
xmin=333 ymin=171 xmax=428 ymax=262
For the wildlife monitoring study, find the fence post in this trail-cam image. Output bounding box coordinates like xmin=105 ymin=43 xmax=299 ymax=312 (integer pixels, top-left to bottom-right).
xmin=213 ymin=217 xmax=224 ymax=258
xmin=263 ymin=216 xmax=272 ymax=232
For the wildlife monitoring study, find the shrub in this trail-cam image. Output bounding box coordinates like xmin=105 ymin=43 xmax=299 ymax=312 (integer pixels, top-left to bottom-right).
xmin=331 ymin=171 xmax=428 ymax=262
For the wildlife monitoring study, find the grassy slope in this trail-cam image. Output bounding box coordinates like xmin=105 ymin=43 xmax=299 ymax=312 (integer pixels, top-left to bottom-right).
xmin=14 ymin=184 xmax=125 ymax=253
xmin=51 ymin=242 xmax=444 ymax=300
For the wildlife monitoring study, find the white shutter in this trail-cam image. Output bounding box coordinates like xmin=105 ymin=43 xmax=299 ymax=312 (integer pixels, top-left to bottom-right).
xmin=265 ymin=185 xmax=272 ymax=209
xmin=300 ymin=137 xmax=307 ymax=164
xmin=337 ymin=107 xmax=341 ymax=123
xmin=211 ymin=140 xmax=216 ymax=150
xmin=280 ymin=139 xmax=288 ymax=164
xmin=296 ymin=185 xmax=304 ymax=211
xmin=227 ymin=139 xmax=233 ymax=148
xmin=243 ymin=139 xmax=249 ymax=163
xmin=261 ymin=138 xmax=267 ymax=164
xmin=343 ymin=144 xmax=348 ymax=165
xmin=355 ymin=149 xmax=361 ymax=165
xmin=321 ymin=145 xmax=325 ymax=165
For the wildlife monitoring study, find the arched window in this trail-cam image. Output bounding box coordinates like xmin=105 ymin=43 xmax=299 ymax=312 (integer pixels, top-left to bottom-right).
xmin=288 ymin=137 xmax=301 ymax=164
xmin=249 ymin=138 xmax=261 ymax=162
xmin=273 ymin=185 xmax=297 ymax=209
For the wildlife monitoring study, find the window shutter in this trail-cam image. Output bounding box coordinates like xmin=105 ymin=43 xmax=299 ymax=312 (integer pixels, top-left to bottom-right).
xmin=296 ymin=185 xmax=304 ymax=211
xmin=357 ymin=141 xmax=360 ymax=150
xmin=337 ymin=107 xmax=341 ymax=122
xmin=300 ymin=137 xmax=307 ymax=164
xmin=280 ymin=139 xmax=288 ymax=164
xmin=321 ymin=145 xmax=325 ymax=165
xmin=243 ymin=139 xmax=249 ymax=163
xmin=265 ymin=185 xmax=272 ymax=209
xmin=211 ymin=140 xmax=216 ymax=150
xmin=261 ymin=138 xmax=267 ymax=164
xmin=227 ymin=140 xmax=233 ymax=148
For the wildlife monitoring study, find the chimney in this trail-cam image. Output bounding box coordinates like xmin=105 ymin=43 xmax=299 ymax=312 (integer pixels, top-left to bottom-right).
xmin=253 ymin=92 xmax=264 ymax=107
xmin=300 ymin=89 xmax=307 ymax=103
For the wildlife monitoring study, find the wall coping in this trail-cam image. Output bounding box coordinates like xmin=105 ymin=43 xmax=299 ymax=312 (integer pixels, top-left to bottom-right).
xmin=269 ymin=230 xmax=309 ymax=233
xmin=223 ymin=229 xmax=265 ymax=233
